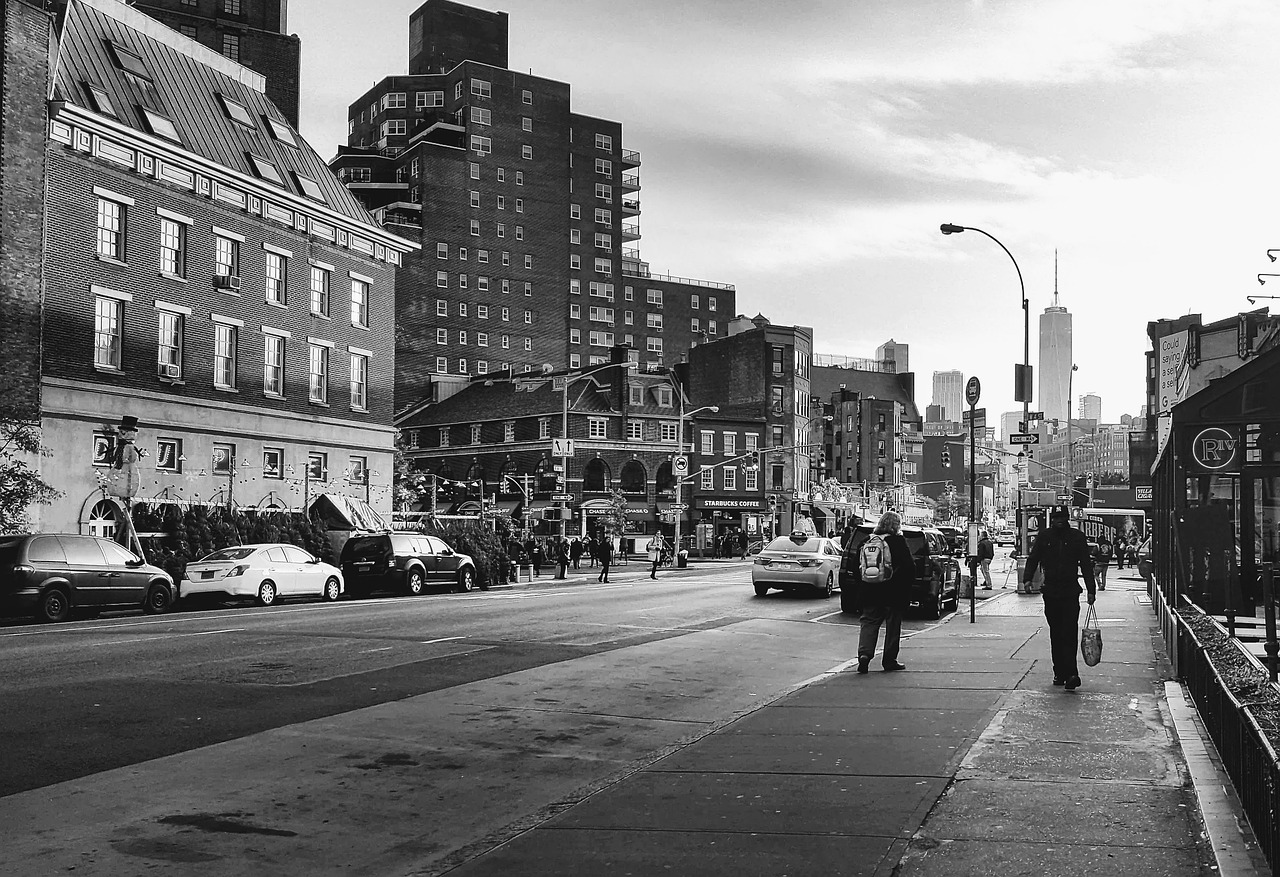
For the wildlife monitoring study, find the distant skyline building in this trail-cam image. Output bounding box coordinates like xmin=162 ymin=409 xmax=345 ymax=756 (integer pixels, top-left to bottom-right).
xmin=931 ymin=370 xmax=964 ymax=422
xmin=1001 ymin=411 xmax=1022 ymax=444
xmin=1079 ymin=393 xmax=1101 ymax=422
xmin=1039 ymin=304 xmax=1072 ymax=425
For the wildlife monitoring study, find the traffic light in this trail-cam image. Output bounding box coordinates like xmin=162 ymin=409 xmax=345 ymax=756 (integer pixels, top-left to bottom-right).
xmin=941 ymin=447 xmax=951 ymax=468
xmin=749 ymin=450 xmax=760 ymax=469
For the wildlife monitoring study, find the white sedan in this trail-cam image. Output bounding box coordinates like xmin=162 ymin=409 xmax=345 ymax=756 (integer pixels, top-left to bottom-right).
xmin=181 ymin=543 xmax=343 ymax=607
xmin=752 ymin=533 xmax=843 ymax=598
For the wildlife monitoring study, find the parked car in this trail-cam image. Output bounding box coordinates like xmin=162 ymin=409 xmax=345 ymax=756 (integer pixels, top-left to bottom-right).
xmin=340 ymin=532 xmax=478 ymax=596
xmin=838 ymin=524 xmax=961 ymax=619
xmin=181 ymin=544 xmax=343 ymax=607
xmin=995 ymin=529 xmax=1016 ymax=547
xmin=934 ymin=526 xmax=965 ymax=556
xmin=0 ymin=533 xmax=174 ymax=623
xmin=751 ymin=533 xmax=842 ymax=598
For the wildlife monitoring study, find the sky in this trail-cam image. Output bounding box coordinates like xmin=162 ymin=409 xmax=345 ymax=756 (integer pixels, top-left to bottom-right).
xmin=289 ymin=0 xmax=1280 ymax=430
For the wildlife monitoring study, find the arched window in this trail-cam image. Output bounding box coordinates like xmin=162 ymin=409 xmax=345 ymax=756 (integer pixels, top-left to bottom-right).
xmin=86 ymin=499 xmax=118 ymax=539
xmin=535 ymin=457 xmax=556 ymax=493
xmin=465 ymin=461 xmax=484 ymax=494
xmin=656 ymin=461 xmax=675 ymax=494
xmin=583 ymin=458 xmax=611 ymax=492
xmin=620 ymin=460 xmax=647 ymax=495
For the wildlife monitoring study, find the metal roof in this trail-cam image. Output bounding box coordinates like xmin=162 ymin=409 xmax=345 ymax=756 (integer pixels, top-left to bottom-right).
xmin=55 ymin=0 xmax=377 ymax=228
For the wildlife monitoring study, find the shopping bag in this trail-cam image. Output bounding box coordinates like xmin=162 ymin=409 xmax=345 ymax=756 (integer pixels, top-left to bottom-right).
xmin=1080 ymin=604 xmax=1103 ymax=667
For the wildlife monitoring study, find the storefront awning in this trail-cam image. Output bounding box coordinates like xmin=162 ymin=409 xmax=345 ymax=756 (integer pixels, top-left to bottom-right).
xmin=491 ymin=499 xmax=523 ymax=516
xmin=311 ymin=494 xmax=390 ymax=532
xmin=810 ymin=503 xmax=836 ymax=519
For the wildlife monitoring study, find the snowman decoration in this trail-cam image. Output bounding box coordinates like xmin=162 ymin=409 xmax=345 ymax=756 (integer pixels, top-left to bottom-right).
xmin=105 ymin=415 xmax=146 ymax=500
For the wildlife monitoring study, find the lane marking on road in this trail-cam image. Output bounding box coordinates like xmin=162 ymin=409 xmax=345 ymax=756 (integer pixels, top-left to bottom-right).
xmin=420 ymin=636 xmax=468 ymax=645
xmin=361 ymin=646 xmax=394 ymax=653
xmin=84 ymin=627 xmax=246 ymax=647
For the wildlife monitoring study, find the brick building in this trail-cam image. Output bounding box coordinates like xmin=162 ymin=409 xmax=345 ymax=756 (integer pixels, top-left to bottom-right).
xmin=24 ymin=0 xmax=414 ymax=534
xmin=123 ymin=0 xmax=300 ymax=129
xmin=328 ymin=0 xmax=734 ymax=409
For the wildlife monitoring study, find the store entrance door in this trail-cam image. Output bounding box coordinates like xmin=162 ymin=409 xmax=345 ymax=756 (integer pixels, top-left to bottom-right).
xmin=1245 ymin=472 xmax=1280 ymax=605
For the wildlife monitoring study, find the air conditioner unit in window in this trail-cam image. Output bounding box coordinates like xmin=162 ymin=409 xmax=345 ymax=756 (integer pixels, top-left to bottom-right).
xmin=157 ymin=362 xmax=181 ymax=379
xmin=214 ymin=274 xmax=241 ymax=291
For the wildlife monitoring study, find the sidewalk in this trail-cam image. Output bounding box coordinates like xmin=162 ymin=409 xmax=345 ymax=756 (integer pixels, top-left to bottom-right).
xmin=447 ymin=573 xmax=1265 ymax=876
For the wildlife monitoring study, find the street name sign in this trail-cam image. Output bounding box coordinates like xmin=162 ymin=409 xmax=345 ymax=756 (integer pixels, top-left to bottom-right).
xmin=551 ymin=438 xmax=575 ymax=457
xmin=1008 ymin=433 xmax=1040 ymax=445
xmin=670 ymin=503 xmax=688 ymax=511
xmin=551 ymin=493 xmax=574 ymax=502
xmin=962 ymin=408 xmax=986 ymax=429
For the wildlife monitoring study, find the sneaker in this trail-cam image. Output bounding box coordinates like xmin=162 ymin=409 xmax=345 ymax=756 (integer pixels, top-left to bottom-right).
xmin=882 ymin=661 xmax=906 ymax=671
xmin=856 ymin=659 xmax=869 ymax=674
xmin=1065 ymin=676 xmax=1081 ymax=690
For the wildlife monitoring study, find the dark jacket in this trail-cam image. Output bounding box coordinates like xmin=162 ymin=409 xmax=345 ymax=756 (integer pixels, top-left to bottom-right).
xmin=860 ymin=532 xmax=915 ymax=610
xmin=597 ymin=538 xmax=613 ymax=563
xmin=977 ymin=538 xmax=994 ymax=561
xmin=1025 ymin=524 xmax=1096 ymax=597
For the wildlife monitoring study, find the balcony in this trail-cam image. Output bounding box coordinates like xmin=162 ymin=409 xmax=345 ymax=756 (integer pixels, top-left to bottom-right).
xmin=621 ymin=148 xmax=641 ymax=168
xmin=621 ymin=222 xmax=641 ymax=242
xmin=621 ymin=198 xmax=640 ymax=216
xmin=619 ymin=173 xmax=641 ymax=192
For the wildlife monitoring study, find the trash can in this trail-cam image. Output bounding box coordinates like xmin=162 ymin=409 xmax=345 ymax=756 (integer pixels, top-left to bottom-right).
xmin=677 ymin=549 xmax=689 ymax=569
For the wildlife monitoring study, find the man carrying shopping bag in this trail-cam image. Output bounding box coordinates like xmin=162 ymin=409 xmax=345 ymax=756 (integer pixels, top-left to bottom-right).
xmin=1022 ymin=507 xmax=1096 ymax=691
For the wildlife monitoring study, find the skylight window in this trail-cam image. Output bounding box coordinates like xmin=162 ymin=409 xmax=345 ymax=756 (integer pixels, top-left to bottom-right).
xmin=217 ymin=93 xmax=255 ymax=128
xmin=140 ymin=108 xmax=181 ymax=143
xmin=265 ymin=116 xmax=297 ymax=147
xmin=84 ymin=83 xmax=116 ymax=117
xmin=247 ymin=153 xmax=285 ymax=186
xmin=109 ymin=42 xmax=151 ymax=81
xmin=292 ymin=171 xmax=326 ymax=203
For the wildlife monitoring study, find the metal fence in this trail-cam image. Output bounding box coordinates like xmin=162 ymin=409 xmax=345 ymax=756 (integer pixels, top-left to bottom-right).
xmin=1176 ymin=613 xmax=1280 ymax=874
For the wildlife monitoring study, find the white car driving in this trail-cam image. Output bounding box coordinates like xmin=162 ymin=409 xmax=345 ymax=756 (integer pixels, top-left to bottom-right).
xmin=181 ymin=543 xmax=343 ymax=607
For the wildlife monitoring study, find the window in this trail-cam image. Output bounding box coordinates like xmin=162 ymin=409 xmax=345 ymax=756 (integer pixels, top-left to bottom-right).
xmin=524 ymin=337 xmax=532 ymax=351
xmin=627 ymin=420 xmax=643 ymax=440
xmin=594 ymin=207 xmax=611 ymax=227
xmin=257 ymin=447 xmax=282 ymax=479
xmin=691 ymin=294 xmax=700 ymax=310
xmin=222 ymin=0 xmax=241 ymax=13
xmin=745 ymin=468 xmax=758 ymax=491
xmin=521 ymin=145 xmax=533 ymax=160
xmin=470 ymin=135 xmax=491 ymax=155
xmin=497 ymin=195 xmax=505 ymax=210
xmin=350 ymin=278 xmax=369 ymax=327
xmin=571 ymin=229 xmax=581 ymax=245
xmin=478 ymin=332 xmax=489 ymax=346
xmin=308 ymin=451 xmax=327 ymax=480
xmin=589 ymin=418 xmax=607 ymax=439
xmin=436 ymin=357 xmax=447 ymax=374
xmin=380 ymin=120 xmax=406 ymax=137
xmin=157 ymin=309 xmax=183 ymax=378
xmin=524 ymin=310 xmax=533 ymax=324
xmin=723 ymin=467 xmax=737 ymax=490
xmin=624 ymin=286 xmax=634 ymax=301
xmin=503 ymin=421 xmax=515 ymax=443
xmin=310 ymin=265 xmax=330 ymax=317
xmin=436 ymin=299 xmax=448 ymax=317
xmin=263 ymin=332 xmax=285 ymax=396
xmin=595 ymin=133 xmax=613 ymax=150
xmin=470 ymin=190 xmax=481 ymax=208
xmin=569 ymin=354 xmax=581 ymax=368
xmin=350 ymin=352 xmax=368 ymax=410
xmin=178 ymin=23 xmax=197 ymax=39
xmin=772 ymin=425 xmax=784 ymax=446
xmin=595 ymin=158 xmax=612 ymax=176
xmin=470 ymin=219 xmax=480 ymax=236
xmin=266 ymin=116 xmax=296 ymax=147
xmin=657 ymin=387 xmax=673 ymax=407
xmin=85 ymin=83 xmax=116 ymax=117
xmin=709 ymin=296 xmax=717 ymax=312
xmin=497 ymin=223 xmax=506 ymax=237
xmin=708 ymin=320 xmax=718 ymax=335
xmin=221 ymin=33 xmax=240 ymax=63
xmin=459 ymin=330 xmax=468 ymax=345
xmin=109 ymin=41 xmax=151 ymax=79
xmin=437 ymin=271 xmax=448 ymax=288
xmin=459 ymin=274 xmax=469 ymax=289
xmin=502 ymin=252 xmax=511 ymax=266
xmin=502 ymin=334 xmax=510 ymax=348
xmin=691 ymin=318 xmax=700 ymax=332
xmin=417 ymin=90 xmax=444 ymax=108
xmin=436 ymin=328 xmax=447 ymax=344
xmin=213 ymin=322 xmax=237 ymax=389
xmin=745 ymin=433 xmax=759 ymax=451
xmin=502 ymin=307 xmax=510 ymax=320
xmin=158 ymin=218 xmax=186 ymax=277
xmin=515 ymin=199 xmax=524 ymax=213
xmin=96 ymin=196 xmax=126 ymax=260
xmin=478 ymin=305 xmax=489 ymax=318
xmin=470 ymin=106 xmax=491 ymax=125
xmin=497 ymin=167 xmax=506 ymax=182
xmin=218 ymin=93 xmax=254 ymax=126
xmin=524 ymin=255 xmax=532 ymax=269
xmin=595 ymin=183 xmax=612 ymax=202
xmin=660 ymin=422 xmax=677 ymax=442
xmin=349 ymin=456 xmax=368 ymax=484
xmin=515 ymin=226 xmax=524 ymax=240
xmin=570 ymin=328 xmax=581 ymax=343
xmin=292 ymin=171 xmax=326 ymax=203
xmin=539 ymin=418 xmax=551 ymax=439
xmin=212 ymin=443 xmax=235 ymax=476
xmin=771 ymin=463 xmax=784 ymax=490
xmin=594 ymin=233 xmax=611 ymax=250
xmin=156 ymin=437 xmax=181 ymax=472
xmin=478 ymin=276 xmax=489 ymax=291
xmin=647 ymin=313 xmax=663 ymax=330
xmin=647 ymin=288 xmax=663 ymax=306
xmin=701 ymin=468 xmax=714 ymax=490
xmin=309 ymin=343 xmax=329 ymax=403
xmin=264 ymin=250 xmax=287 ymax=305
xmin=571 ymin=203 xmax=581 ymax=220
xmin=522 ymin=116 xmax=532 ymax=132
xmin=594 ymin=257 xmax=612 ymax=275
xmin=214 ymin=234 xmax=239 ymax=280
xmin=383 ymin=91 xmax=406 ymax=109
xmin=647 ymin=337 xmax=663 ymax=356
xmin=455 ymin=81 xmax=463 ymax=100
xmin=589 ymin=306 xmax=613 ymax=322
xmin=459 ymin=358 xmax=468 ymax=373
xmin=772 ymin=346 xmax=784 ymax=375
xmin=701 ymin=431 xmax=715 ymax=454
xmin=471 ymin=78 xmax=491 ymax=98
xmin=478 ymin=361 xmax=489 ymax=374
xmin=94 ymin=295 xmax=122 ymax=368
xmin=436 ymin=243 xmax=449 ymax=259
xmin=522 ymin=89 xmax=533 ymax=104
xmin=458 ymin=247 xmax=468 ymax=260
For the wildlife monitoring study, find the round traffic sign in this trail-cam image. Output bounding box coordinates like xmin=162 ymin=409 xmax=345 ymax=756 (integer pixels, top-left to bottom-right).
xmin=965 ymin=376 xmax=981 ymax=406
xmin=672 ymin=455 xmax=689 ymax=476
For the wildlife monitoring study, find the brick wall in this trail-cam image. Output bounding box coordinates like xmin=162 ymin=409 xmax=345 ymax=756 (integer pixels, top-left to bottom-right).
xmin=0 ymin=0 xmax=50 ymax=419
xmin=44 ymin=147 xmax=398 ymax=425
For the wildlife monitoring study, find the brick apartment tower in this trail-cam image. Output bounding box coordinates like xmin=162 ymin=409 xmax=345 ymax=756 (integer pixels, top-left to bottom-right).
xmin=124 ymin=0 xmax=300 ymax=129
xmin=331 ymin=0 xmax=735 ymax=411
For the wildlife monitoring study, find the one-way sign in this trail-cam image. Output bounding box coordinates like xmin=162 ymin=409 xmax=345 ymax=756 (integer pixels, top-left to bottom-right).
xmin=1008 ymin=433 xmax=1040 ymax=445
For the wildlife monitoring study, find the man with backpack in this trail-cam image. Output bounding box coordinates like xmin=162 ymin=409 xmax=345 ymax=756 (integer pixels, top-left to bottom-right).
xmin=1023 ymin=507 xmax=1097 ymax=691
xmin=856 ymin=511 xmax=916 ymax=674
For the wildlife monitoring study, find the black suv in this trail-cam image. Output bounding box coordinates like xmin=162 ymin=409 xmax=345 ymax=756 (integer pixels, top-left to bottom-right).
xmin=838 ymin=524 xmax=961 ymax=619
xmin=340 ymin=532 xmax=479 ymax=596
xmin=0 ymin=534 xmax=175 ymax=623
xmin=934 ymin=526 xmax=965 ymax=556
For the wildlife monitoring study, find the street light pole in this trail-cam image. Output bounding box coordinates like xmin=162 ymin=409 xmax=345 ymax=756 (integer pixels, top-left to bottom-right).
xmin=674 ymin=401 xmax=719 ymax=561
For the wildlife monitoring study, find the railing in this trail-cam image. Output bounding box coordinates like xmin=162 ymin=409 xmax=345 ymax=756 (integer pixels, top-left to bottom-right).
xmin=621 ymin=199 xmax=640 ymax=212
xmin=621 ymin=173 xmax=641 ymax=189
xmin=619 ymin=267 xmax=735 ymax=291
xmin=622 ymin=148 xmax=641 ymax=164
xmin=1176 ymin=609 xmax=1280 ymax=874
xmin=812 ymin=353 xmax=898 ymax=373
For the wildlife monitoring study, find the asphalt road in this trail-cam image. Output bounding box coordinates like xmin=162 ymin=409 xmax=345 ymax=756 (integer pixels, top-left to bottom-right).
xmin=0 ymin=559 xmax=954 ymax=798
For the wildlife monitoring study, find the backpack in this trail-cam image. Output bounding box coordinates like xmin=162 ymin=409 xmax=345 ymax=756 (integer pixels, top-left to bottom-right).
xmin=859 ymin=534 xmax=893 ymax=583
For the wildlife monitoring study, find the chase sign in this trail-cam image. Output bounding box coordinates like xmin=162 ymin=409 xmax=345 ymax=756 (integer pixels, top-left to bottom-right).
xmin=1188 ymin=426 xmax=1240 ymax=473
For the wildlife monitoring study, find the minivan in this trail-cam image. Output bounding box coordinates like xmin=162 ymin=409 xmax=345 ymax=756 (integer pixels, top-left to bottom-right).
xmin=0 ymin=534 xmax=175 ymax=623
